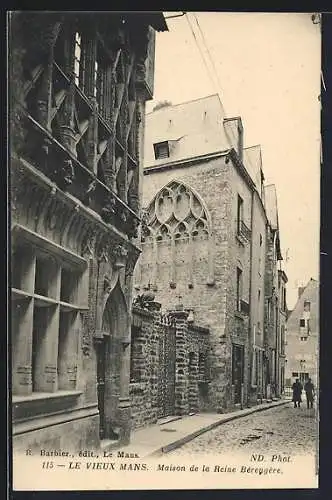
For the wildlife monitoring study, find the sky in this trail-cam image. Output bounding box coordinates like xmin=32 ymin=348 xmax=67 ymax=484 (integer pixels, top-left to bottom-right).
xmin=146 ymin=12 xmax=321 ymax=309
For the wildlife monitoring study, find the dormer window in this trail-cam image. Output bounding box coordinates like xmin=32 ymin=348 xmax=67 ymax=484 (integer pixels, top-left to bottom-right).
xmin=153 ymin=141 xmax=170 ymax=160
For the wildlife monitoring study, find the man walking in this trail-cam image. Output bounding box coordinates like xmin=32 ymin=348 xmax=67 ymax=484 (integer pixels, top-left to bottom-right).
xmin=304 ymin=378 xmax=315 ymax=409
xmin=292 ymin=379 xmax=303 ymax=408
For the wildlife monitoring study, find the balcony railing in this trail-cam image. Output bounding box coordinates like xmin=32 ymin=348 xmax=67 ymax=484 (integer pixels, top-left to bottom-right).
xmin=238 ymin=220 xmax=251 ymax=242
xmin=16 ymin=111 xmax=140 ymax=240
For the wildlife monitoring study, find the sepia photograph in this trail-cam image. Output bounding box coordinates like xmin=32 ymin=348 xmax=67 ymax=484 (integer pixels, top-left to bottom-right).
xmin=9 ymin=10 xmax=321 ymax=491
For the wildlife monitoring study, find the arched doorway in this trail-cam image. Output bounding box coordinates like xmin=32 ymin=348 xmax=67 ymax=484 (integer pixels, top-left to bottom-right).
xmin=95 ymin=281 xmax=129 ymax=441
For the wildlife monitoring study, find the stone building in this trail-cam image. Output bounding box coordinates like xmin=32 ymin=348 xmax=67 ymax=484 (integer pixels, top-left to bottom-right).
xmin=285 ymin=278 xmax=319 ymax=388
xmin=277 ymin=269 xmax=288 ymax=395
xmin=134 ymin=94 xmax=287 ymax=411
xmin=263 ymin=184 xmax=284 ymax=399
xmin=10 ymin=11 xmax=168 ymax=452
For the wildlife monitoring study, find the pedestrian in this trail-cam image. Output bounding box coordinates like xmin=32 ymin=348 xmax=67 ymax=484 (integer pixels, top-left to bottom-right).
xmin=304 ymin=378 xmax=315 ymax=409
xmin=292 ymin=379 xmax=303 ymax=408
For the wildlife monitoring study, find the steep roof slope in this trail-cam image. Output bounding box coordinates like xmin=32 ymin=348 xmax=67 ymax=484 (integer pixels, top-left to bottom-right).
xmin=286 ymin=278 xmax=319 ymax=334
xmin=144 ymin=94 xmax=230 ymax=167
xmin=264 ymin=183 xmax=279 ymax=230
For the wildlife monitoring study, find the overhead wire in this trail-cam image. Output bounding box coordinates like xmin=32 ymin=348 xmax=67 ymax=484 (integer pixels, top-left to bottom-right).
xmin=192 ymin=12 xmax=226 ymax=101
xmin=184 ymin=13 xmax=220 ymax=97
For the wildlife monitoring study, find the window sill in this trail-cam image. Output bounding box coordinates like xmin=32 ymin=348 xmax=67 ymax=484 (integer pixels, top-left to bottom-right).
xmin=12 ymin=390 xmax=82 ymax=422
xmin=11 ymin=289 xmax=89 ymax=311
xmin=234 ymin=311 xmax=245 ymax=320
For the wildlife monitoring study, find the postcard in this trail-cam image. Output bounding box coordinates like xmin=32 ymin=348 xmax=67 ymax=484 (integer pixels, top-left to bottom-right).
xmin=9 ymin=11 xmax=320 ymax=491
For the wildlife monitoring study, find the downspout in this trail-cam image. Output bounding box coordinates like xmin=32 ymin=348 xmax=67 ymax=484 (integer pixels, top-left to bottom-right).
xmin=248 ymin=188 xmax=255 ymax=404
xmin=275 ymin=301 xmax=279 ymax=398
xmin=275 ymin=244 xmax=280 ymax=397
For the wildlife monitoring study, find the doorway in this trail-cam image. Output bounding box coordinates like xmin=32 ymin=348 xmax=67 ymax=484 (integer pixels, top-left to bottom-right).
xmin=232 ymin=344 xmax=244 ymax=404
xmin=95 ymin=282 xmax=128 ymax=441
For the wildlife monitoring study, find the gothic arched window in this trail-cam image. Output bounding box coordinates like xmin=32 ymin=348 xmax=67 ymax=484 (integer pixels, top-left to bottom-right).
xmin=139 ymin=180 xmax=215 ymax=289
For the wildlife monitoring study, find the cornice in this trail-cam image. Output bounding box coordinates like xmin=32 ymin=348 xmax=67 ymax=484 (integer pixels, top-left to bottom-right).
xmin=144 ymin=150 xmax=229 ymax=175
xmin=11 ymin=154 xmax=141 ymax=261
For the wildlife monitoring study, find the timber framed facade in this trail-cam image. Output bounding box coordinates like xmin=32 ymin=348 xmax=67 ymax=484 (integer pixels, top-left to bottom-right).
xmin=10 ymin=11 xmax=167 ymax=452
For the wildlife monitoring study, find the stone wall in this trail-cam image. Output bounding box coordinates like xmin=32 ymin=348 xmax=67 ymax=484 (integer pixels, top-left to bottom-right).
xmin=129 ymin=307 xmax=160 ymax=429
xmin=129 ymin=305 xmax=210 ymax=429
xmin=248 ymin=192 xmax=267 ymax=399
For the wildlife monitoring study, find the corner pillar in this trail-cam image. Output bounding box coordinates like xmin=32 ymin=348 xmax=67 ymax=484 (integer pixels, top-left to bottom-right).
xmin=169 ymin=308 xmax=189 ymax=415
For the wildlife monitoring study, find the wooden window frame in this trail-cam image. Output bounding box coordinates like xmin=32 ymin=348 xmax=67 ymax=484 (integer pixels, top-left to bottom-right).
xmin=11 ymin=227 xmax=88 ymax=405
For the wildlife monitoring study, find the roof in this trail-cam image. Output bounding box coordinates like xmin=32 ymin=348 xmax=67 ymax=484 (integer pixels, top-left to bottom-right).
xmin=264 ymin=184 xmax=279 ymax=230
xmin=145 ymin=94 xmax=230 ymax=168
xmin=278 ymin=269 xmax=288 ymax=283
xmin=72 ymin=12 xmax=168 ymax=32
xmin=243 ymin=145 xmax=263 ymax=189
xmin=286 ymin=278 xmax=319 ymax=326
xmin=140 ymin=12 xmax=168 ymax=31
xmin=144 ymin=94 xmax=269 ymax=205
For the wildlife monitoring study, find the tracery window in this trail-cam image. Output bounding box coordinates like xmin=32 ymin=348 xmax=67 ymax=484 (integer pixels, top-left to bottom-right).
xmin=141 ymin=181 xmax=213 ymax=288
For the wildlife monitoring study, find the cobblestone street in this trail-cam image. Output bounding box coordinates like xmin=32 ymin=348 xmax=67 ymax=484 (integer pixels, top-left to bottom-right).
xmin=169 ymin=402 xmax=318 ymax=457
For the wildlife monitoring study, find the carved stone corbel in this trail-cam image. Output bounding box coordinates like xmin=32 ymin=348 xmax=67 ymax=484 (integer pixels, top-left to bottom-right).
xmin=125 ymin=248 xmax=140 ymax=280
xmin=100 ymin=192 xmax=117 ymax=224
xmin=133 ymin=25 xmax=150 ymax=78
xmin=56 ymin=158 xmax=75 ymax=191
xmin=81 ymin=225 xmax=97 ymax=259
xmin=136 ymin=109 xmax=142 ymax=124
xmin=111 ymin=244 xmax=128 ymax=270
xmin=83 ymin=179 xmax=97 ymax=207
xmin=126 ymin=212 xmax=140 ymax=239
xmin=32 ymin=135 xmax=53 ymax=173
xmin=119 ymin=205 xmax=128 ymax=226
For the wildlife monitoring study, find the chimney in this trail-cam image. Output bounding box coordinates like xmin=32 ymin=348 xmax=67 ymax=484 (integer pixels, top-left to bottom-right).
xmin=298 ymin=287 xmax=305 ymax=298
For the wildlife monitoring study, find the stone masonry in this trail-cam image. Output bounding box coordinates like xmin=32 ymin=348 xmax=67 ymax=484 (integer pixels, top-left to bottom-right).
xmin=135 ymin=154 xmax=252 ymax=411
xmin=129 ymin=302 xmax=210 ymax=429
xmin=136 ymin=96 xmax=287 ymax=412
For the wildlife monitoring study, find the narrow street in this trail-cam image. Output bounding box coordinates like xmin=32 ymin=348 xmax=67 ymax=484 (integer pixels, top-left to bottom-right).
xmin=168 ymin=402 xmax=318 ymax=457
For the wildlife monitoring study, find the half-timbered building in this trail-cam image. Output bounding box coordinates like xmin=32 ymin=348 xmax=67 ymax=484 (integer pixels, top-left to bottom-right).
xmin=10 ymin=11 xmax=167 ymax=452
